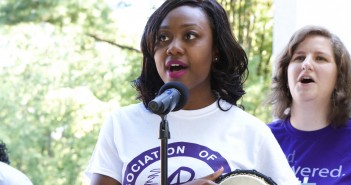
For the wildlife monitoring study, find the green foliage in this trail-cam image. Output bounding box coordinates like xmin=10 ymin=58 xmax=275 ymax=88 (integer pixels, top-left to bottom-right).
xmin=0 ymin=2 xmax=142 ymax=183
xmin=0 ymin=23 xmax=117 ymax=185
xmin=0 ymin=0 xmax=113 ymax=29
xmin=219 ymin=0 xmax=273 ymax=122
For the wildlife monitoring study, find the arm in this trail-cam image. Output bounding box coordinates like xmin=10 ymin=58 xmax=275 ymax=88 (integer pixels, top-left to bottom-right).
xmin=87 ymin=113 xmax=123 ymax=184
xmin=90 ymin=173 xmax=121 ymax=185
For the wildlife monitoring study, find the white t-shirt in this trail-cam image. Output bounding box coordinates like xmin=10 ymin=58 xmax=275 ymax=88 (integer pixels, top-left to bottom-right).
xmin=0 ymin=162 xmax=33 ymax=185
xmin=86 ymin=100 xmax=299 ymax=185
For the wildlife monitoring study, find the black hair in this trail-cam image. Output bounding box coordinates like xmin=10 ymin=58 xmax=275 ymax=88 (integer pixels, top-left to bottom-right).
xmin=133 ymin=0 xmax=248 ymax=110
xmin=0 ymin=141 xmax=10 ymax=164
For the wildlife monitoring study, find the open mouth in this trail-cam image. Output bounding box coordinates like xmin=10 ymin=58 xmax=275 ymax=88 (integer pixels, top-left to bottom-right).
xmin=300 ymin=76 xmax=314 ymax=84
xmin=166 ymin=60 xmax=188 ymax=72
xmin=169 ymin=64 xmax=187 ymax=72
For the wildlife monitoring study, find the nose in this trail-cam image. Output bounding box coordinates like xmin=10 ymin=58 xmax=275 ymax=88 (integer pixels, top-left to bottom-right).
xmin=301 ymin=56 xmax=313 ymax=71
xmin=166 ymin=39 xmax=184 ymax=56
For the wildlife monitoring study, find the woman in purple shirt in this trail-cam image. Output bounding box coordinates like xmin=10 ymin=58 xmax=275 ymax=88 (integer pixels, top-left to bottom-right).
xmin=266 ymin=25 xmax=351 ymax=185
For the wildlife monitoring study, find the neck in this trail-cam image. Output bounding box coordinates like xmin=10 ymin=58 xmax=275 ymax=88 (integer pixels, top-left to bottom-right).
xmin=290 ymin=100 xmax=331 ymax=131
xmin=183 ymin=89 xmax=216 ymax=110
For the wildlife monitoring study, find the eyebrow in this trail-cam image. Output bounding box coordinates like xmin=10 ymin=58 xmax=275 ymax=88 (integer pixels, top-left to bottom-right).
xmin=293 ymin=50 xmax=332 ymax=57
xmin=159 ymin=23 xmax=203 ymax=30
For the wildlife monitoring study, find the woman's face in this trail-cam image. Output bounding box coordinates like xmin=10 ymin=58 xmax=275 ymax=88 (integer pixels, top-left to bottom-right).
xmin=287 ymin=35 xmax=337 ymax=104
xmin=154 ymin=5 xmax=215 ymax=94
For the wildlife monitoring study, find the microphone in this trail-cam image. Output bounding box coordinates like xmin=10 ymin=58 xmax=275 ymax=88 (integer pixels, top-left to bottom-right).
xmin=148 ymin=82 xmax=189 ymax=115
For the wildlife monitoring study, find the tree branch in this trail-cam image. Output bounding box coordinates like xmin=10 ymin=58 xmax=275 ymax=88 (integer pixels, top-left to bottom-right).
xmin=87 ymin=33 xmax=141 ymax=53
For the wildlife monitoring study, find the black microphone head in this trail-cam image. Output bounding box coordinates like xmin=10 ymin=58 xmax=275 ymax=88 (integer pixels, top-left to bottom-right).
xmin=158 ymin=81 xmax=189 ymax=111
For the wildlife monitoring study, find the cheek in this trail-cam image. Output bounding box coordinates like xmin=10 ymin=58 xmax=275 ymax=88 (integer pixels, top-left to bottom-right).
xmin=192 ymin=58 xmax=212 ymax=76
xmin=325 ymin=67 xmax=338 ymax=89
xmin=287 ymin=65 xmax=296 ymax=87
xmin=194 ymin=49 xmax=213 ymax=69
xmin=154 ymin=52 xmax=165 ymax=72
xmin=331 ymin=65 xmax=338 ymax=81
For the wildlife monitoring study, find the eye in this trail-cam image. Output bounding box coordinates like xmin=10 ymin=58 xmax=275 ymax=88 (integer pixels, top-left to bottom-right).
xmin=316 ymin=56 xmax=327 ymax=62
xmin=185 ymin=32 xmax=197 ymax=40
xmin=292 ymin=55 xmax=305 ymax=62
xmin=158 ymin=34 xmax=169 ymax=42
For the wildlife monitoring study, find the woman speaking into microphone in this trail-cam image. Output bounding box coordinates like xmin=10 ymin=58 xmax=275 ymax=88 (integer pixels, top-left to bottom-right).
xmin=85 ymin=0 xmax=299 ymax=185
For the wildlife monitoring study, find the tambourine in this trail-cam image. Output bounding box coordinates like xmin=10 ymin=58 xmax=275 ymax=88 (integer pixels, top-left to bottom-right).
xmin=215 ymin=169 xmax=277 ymax=185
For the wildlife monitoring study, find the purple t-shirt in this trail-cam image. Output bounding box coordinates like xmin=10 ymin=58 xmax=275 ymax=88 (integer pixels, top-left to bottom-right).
xmin=268 ymin=118 xmax=351 ymax=185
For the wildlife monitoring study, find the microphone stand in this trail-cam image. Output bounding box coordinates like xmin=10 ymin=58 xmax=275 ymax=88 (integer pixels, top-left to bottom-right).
xmin=159 ymin=114 xmax=170 ymax=185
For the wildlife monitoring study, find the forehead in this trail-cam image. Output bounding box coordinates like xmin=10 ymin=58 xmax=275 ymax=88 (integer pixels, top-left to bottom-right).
xmin=294 ymin=35 xmax=333 ymax=53
xmin=298 ymin=35 xmax=331 ymax=48
xmin=160 ymin=5 xmax=211 ymax=29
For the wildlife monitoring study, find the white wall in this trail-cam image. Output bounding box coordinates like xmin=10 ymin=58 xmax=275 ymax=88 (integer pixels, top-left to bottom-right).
xmin=273 ymin=0 xmax=351 ymax=59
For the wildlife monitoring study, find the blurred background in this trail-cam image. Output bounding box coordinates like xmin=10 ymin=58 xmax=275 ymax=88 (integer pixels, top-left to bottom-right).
xmin=0 ymin=0 xmax=350 ymax=184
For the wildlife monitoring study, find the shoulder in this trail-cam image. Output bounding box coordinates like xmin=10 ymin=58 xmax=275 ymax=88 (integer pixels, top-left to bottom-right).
xmin=336 ymin=119 xmax=351 ymax=135
xmin=229 ymin=106 xmax=271 ymax=133
xmin=267 ymin=119 xmax=286 ymax=129
xmin=103 ymin=102 xmax=158 ymax=130
xmin=0 ymin=162 xmax=33 ymax=185
xmin=266 ymin=119 xmax=288 ymax=137
xmin=230 ymin=106 xmax=264 ymax=124
xmin=344 ymin=119 xmax=351 ymax=129
xmin=110 ymin=102 xmax=150 ymax=118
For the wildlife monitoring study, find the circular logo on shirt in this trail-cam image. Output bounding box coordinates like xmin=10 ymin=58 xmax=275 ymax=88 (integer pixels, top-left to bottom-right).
xmin=123 ymin=142 xmax=231 ymax=185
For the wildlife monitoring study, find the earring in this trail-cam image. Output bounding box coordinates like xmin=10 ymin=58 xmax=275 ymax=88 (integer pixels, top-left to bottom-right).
xmin=213 ymin=57 xmax=219 ymax=62
xmin=283 ymin=107 xmax=291 ymax=115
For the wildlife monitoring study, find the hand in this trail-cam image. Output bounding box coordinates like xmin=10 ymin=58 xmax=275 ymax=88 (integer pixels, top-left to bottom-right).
xmin=182 ymin=167 xmax=224 ymax=185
